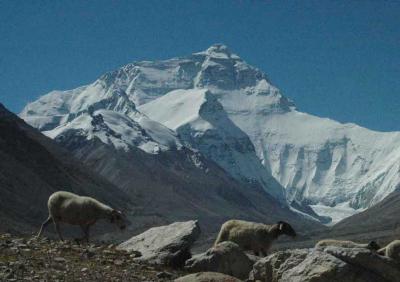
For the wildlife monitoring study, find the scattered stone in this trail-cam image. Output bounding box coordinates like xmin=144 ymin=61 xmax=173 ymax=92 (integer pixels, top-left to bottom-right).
xmin=53 ymin=257 xmax=66 ymax=263
xmin=175 ymin=272 xmax=241 ymax=282
xmin=17 ymin=243 xmax=28 ymax=248
xmin=102 ymin=249 xmax=114 ymax=255
xmin=81 ymin=248 xmax=95 ymax=259
xmin=81 ymin=267 xmax=88 ymax=272
xmin=113 ymin=259 xmax=124 ymax=266
xmin=157 ymin=271 xmax=173 ymax=279
xmin=117 ymin=220 xmax=200 ymax=268
xmin=12 ymin=238 xmax=26 ymax=245
xmin=129 ymin=250 xmax=142 ymax=258
xmin=21 ymin=248 xmax=32 ymax=255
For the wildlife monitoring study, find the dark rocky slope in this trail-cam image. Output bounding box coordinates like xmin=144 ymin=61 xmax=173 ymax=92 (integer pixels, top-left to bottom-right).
xmin=0 ymin=103 xmax=129 ymax=234
xmin=331 ymin=188 xmax=400 ymax=243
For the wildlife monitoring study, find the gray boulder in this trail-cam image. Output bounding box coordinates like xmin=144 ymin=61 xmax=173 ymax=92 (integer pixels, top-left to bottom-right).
xmin=325 ymin=246 xmax=400 ymax=282
xmin=249 ymin=246 xmax=399 ymax=282
xmin=185 ymin=241 xmax=254 ymax=280
xmin=174 ymin=272 xmax=241 ymax=282
xmin=249 ymin=248 xmax=309 ymax=282
xmin=117 ymin=220 xmax=200 ymax=268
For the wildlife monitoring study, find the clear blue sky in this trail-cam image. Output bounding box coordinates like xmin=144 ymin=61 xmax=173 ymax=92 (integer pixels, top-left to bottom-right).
xmin=1 ymin=0 xmax=399 ymax=131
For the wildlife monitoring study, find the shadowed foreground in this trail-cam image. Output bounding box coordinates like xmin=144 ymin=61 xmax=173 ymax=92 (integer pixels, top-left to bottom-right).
xmin=0 ymin=233 xmax=184 ymax=281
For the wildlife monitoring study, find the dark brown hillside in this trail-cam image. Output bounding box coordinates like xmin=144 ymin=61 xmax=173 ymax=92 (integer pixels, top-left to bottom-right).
xmin=332 ymin=187 xmax=400 ymax=239
xmin=0 ymin=103 xmax=129 ymax=234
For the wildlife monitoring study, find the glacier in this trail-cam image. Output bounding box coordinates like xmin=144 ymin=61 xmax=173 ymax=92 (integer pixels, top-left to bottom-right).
xmin=20 ymin=44 xmax=400 ymax=223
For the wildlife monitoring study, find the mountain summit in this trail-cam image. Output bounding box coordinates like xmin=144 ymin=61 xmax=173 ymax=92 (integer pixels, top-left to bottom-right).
xmin=20 ymin=45 xmax=400 ymax=224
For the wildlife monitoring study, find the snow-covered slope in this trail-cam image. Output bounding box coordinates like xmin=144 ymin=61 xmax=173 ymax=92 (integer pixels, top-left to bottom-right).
xmin=20 ymin=44 xmax=400 ymax=223
xmin=45 ymin=109 xmax=181 ymax=154
xmin=139 ymin=89 xmax=285 ymax=200
xmin=21 ymin=81 xmax=182 ymax=154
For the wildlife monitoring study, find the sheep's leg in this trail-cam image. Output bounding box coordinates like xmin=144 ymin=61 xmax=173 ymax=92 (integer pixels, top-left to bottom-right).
xmin=79 ymin=225 xmax=90 ymax=244
xmin=37 ymin=216 xmax=52 ymax=238
xmin=377 ymin=247 xmax=386 ymax=256
xmin=53 ymin=219 xmax=64 ymax=241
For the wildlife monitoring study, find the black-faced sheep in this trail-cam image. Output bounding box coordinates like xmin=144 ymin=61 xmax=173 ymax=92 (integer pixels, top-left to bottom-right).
xmin=377 ymin=240 xmax=400 ymax=261
xmin=37 ymin=191 xmax=126 ymax=242
xmin=315 ymin=239 xmax=380 ymax=251
xmin=214 ymin=219 xmax=296 ymax=256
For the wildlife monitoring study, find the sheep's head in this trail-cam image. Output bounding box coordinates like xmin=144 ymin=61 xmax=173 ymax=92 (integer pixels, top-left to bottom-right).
xmin=277 ymin=221 xmax=296 ymax=238
xmin=110 ymin=209 xmax=126 ymax=230
xmin=368 ymin=241 xmax=380 ymax=251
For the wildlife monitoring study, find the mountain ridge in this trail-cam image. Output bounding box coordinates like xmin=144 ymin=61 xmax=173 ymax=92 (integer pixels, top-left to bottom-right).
xmin=20 ymin=44 xmax=400 ymax=224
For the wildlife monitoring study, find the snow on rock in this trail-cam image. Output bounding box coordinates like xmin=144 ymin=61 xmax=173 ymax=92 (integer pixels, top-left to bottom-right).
xmin=310 ymin=202 xmax=365 ymax=226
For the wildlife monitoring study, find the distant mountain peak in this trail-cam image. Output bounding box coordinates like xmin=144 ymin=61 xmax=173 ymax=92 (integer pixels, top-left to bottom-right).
xmin=19 ymin=46 xmax=400 ymax=224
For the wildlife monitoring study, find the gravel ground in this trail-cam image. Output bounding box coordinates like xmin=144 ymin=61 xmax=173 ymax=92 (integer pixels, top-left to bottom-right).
xmin=0 ymin=233 xmax=186 ymax=281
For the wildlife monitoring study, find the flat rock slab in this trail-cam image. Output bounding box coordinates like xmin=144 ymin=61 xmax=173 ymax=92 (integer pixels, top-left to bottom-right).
xmin=175 ymin=272 xmax=241 ymax=282
xmin=185 ymin=241 xmax=254 ymax=280
xmin=117 ymin=220 xmax=200 ymax=268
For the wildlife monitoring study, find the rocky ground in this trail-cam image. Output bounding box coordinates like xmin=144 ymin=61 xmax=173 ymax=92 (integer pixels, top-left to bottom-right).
xmin=2 ymin=221 xmax=399 ymax=282
xmin=0 ymin=233 xmax=184 ymax=281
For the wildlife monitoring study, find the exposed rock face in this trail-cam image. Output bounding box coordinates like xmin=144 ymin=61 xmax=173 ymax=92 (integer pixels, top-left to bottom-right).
xmin=185 ymin=241 xmax=253 ymax=280
xmin=174 ymin=272 xmax=241 ymax=282
xmin=117 ymin=221 xmax=200 ymax=268
xmin=249 ymin=246 xmax=400 ymax=282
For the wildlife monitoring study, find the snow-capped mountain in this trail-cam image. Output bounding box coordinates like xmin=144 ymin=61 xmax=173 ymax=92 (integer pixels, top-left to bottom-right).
xmin=139 ymin=89 xmax=284 ymax=201
xmin=21 ymin=79 xmax=182 ymax=154
xmin=20 ymin=47 xmax=287 ymax=201
xmin=20 ymin=44 xmax=400 ymax=224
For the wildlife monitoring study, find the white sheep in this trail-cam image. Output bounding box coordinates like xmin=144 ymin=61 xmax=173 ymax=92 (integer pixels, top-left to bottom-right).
xmin=36 ymin=191 xmax=126 ymax=242
xmin=214 ymin=219 xmax=296 ymax=256
xmin=377 ymin=240 xmax=400 ymax=261
xmin=315 ymin=239 xmax=380 ymax=251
